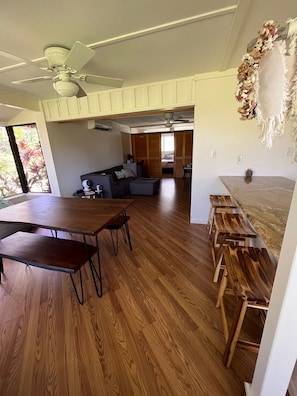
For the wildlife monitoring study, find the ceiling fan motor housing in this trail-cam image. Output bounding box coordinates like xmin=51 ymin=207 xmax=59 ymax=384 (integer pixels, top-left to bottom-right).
xmin=45 ymin=46 xmax=69 ymax=70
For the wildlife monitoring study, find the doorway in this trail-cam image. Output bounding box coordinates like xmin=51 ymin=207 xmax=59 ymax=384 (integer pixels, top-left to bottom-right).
xmin=161 ymin=133 xmax=174 ymax=177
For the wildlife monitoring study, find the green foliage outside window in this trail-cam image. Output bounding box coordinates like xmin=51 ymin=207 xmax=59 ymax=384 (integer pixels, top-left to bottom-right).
xmin=0 ymin=124 xmax=51 ymax=198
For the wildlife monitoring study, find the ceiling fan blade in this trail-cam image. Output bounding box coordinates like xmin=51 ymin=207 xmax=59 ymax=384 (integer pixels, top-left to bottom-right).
xmin=65 ymin=41 xmax=95 ymax=72
xmin=76 ymin=84 xmax=87 ymax=98
xmin=82 ymin=74 xmax=123 ymax=88
xmin=12 ymin=76 xmax=52 ymax=84
xmin=173 ymin=119 xmax=191 ymax=123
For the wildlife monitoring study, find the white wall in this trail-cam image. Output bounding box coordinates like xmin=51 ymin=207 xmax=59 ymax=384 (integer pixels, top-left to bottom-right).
xmin=46 ymin=120 xmax=124 ymax=196
xmin=190 ymin=71 xmax=297 ymax=223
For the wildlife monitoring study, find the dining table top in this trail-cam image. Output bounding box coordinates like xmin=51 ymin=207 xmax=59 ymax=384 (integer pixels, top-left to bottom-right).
xmin=0 ymin=195 xmax=134 ymax=236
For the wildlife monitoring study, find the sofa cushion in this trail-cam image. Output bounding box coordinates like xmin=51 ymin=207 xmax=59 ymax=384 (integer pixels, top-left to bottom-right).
xmin=122 ymin=168 xmax=135 ymax=178
xmin=114 ymin=170 xmax=125 ymax=180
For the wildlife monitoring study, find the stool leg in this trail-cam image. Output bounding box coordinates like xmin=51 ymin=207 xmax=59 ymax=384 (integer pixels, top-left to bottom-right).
xmin=207 ymin=207 xmax=215 ymax=237
xmin=216 ymin=268 xmax=230 ymax=342
xmin=123 ymin=221 xmax=132 ymax=251
xmin=213 ymin=244 xmax=224 ymax=282
xmin=223 ymin=298 xmax=248 ymax=367
xmin=216 ymin=267 xmax=227 ymax=308
xmin=109 ymin=230 xmax=119 ymax=255
xmin=212 ymin=234 xmax=227 ymax=282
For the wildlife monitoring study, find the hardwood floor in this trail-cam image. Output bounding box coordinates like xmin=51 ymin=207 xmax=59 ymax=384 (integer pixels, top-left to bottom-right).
xmin=0 ymin=178 xmax=263 ymax=395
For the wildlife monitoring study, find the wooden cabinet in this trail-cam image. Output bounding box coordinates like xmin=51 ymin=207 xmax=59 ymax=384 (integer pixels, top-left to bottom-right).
xmin=131 ymin=131 xmax=193 ymax=178
xmin=147 ymin=134 xmax=161 ymax=177
xmin=131 ymin=133 xmax=161 ymax=177
xmin=174 ymin=131 xmax=193 ymax=178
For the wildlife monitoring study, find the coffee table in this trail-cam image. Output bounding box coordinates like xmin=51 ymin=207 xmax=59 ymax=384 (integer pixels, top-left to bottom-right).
xmin=129 ymin=178 xmax=160 ymax=195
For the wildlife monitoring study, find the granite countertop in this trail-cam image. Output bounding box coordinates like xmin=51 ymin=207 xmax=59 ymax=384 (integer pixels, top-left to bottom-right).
xmin=220 ymin=176 xmax=295 ymax=261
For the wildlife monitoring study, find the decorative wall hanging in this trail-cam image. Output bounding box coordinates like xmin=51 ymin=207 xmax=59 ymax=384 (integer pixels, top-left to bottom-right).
xmin=236 ymin=18 xmax=297 ymax=160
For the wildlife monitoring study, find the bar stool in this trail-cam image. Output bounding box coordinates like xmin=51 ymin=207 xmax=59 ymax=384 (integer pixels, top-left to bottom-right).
xmin=216 ymin=245 xmax=276 ymax=367
xmin=207 ymin=195 xmax=238 ymax=238
xmin=105 ymin=214 xmax=132 ymax=255
xmin=211 ymin=212 xmax=257 ymax=282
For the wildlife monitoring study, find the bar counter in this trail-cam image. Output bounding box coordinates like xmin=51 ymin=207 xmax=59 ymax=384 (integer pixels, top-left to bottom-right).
xmin=220 ymin=176 xmax=295 ymax=261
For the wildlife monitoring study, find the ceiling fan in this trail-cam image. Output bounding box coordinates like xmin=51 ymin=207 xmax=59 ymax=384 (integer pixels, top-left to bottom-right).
xmin=12 ymin=41 xmax=123 ymax=98
xmin=163 ymin=112 xmax=192 ymax=128
xmin=164 ymin=113 xmax=189 ymax=128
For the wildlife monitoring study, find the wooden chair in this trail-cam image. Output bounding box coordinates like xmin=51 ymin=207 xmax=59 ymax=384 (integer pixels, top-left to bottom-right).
xmin=211 ymin=212 xmax=257 ymax=282
xmin=105 ymin=214 xmax=132 ymax=255
xmin=216 ymin=245 xmax=276 ymax=367
xmin=207 ymin=195 xmax=238 ymax=238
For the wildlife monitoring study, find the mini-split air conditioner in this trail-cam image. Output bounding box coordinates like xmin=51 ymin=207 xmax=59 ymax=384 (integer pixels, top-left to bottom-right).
xmin=87 ymin=120 xmax=112 ymax=131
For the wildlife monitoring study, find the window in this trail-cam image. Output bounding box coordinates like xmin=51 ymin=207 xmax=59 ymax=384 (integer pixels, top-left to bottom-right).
xmin=161 ymin=133 xmax=174 ymax=162
xmin=0 ymin=123 xmax=51 ymax=198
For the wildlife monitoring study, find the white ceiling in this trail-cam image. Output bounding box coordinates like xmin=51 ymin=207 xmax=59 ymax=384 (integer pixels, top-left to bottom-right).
xmin=0 ymin=0 xmax=296 ymax=125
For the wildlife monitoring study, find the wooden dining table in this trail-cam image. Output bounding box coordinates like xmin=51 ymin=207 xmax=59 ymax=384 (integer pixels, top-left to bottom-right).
xmin=0 ymin=195 xmax=134 ymax=235
xmin=0 ymin=195 xmax=134 ymax=302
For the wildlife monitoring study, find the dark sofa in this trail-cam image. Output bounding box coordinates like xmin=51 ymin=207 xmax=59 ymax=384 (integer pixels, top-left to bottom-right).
xmin=80 ymin=165 xmax=137 ymax=198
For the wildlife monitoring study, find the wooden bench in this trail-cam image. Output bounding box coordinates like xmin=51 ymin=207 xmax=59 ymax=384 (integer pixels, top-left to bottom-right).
xmin=0 ymin=231 xmax=98 ymax=304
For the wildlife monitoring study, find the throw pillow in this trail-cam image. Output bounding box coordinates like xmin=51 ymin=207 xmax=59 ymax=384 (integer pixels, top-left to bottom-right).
xmin=122 ymin=168 xmax=135 ymax=178
xmin=114 ymin=170 xmax=125 ymax=180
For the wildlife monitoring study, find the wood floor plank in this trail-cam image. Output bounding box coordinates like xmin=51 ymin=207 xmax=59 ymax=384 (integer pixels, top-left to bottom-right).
xmin=0 ymin=178 xmax=261 ymax=395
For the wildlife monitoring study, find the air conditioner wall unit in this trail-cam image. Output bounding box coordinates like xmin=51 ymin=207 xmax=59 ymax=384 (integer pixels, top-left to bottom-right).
xmin=87 ymin=120 xmax=112 ymax=131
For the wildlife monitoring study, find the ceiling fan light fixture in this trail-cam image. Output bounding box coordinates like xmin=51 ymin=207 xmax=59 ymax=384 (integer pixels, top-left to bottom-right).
xmin=53 ymin=80 xmax=79 ymax=97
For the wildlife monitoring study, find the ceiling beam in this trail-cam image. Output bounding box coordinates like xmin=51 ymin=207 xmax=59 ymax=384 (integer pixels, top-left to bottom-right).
xmin=89 ymin=6 xmax=237 ymax=50
xmin=0 ymin=90 xmax=40 ymax=111
xmin=220 ymin=0 xmax=252 ymax=71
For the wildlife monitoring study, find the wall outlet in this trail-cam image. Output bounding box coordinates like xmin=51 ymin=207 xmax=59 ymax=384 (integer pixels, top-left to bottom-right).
xmin=237 ymin=155 xmax=243 ymax=164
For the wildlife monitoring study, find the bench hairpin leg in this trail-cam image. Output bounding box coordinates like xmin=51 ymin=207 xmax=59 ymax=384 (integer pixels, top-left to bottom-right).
xmin=69 ymin=269 xmax=84 ymax=305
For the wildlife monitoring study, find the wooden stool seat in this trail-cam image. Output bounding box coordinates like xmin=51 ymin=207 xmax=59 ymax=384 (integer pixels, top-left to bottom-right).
xmin=212 ymin=212 xmax=257 ymax=282
xmin=208 ymin=195 xmax=238 ymax=237
xmin=216 ymin=245 xmax=276 ymax=367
